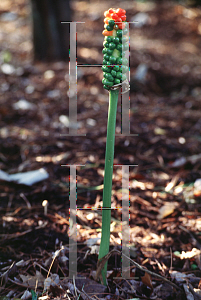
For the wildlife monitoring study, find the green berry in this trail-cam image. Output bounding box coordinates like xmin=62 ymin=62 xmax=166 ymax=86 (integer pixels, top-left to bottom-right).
xmin=114 ymin=78 xmax=120 ymax=84
xmin=103 ymin=54 xmax=109 ymax=61
xmin=122 ymin=57 xmax=128 ymax=65
xmin=109 ymin=42 xmax=116 ymax=50
xmin=116 ymin=57 xmax=122 ymax=65
xmin=102 ymin=78 xmax=107 ymax=85
xmin=105 ymin=80 xmax=114 ymax=87
xmin=102 ymin=65 xmax=111 ymax=72
xmin=109 ymin=56 xmax=116 ymax=64
xmin=111 ymin=70 xmax=117 ymax=77
xmin=103 ymin=41 xmax=109 ymax=48
xmin=121 ymin=51 xmax=126 ymax=58
xmin=116 ymin=44 xmax=123 ymax=52
xmin=106 ymin=61 xmax=111 ymax=65
xmin=102 ymin=65 xmax=108 ymax=72
xmin=116 ymin=29 xmax=123 ymax=37
xmin=123 ymin=43 xmax=129 ymax=51
xmin=123 ymin=28 xmax=128 ymax=35
xmin=116 ymin=72 xmax=122 ymax=79
xmin=112 ymin=48 xmax=120 ymax=58
xmin=113 ymin=37 xmax=120 ymax=44
xmin=122 ymin=65 xmax=128 ymax=73
xmin=113 ymin=65 xmax=119 ymax=71
xmin=105 ymin=72 xmax=114 ymax=79
xmin=108 ymin=19 xmax=115 ymax=27
xmin=102 ymin=59 xmax=107 ymax=65
xmin=106 ymin=36 xmax=113 ymax=43
xmin=106 ymin=25 xmax=113 ymax=31
xmin=103 ymin=85 xmax=110 ymax=90
xmin=107 ymin=74 xmax=114 ymax=82
xmin=122 ymin=36 xmax=127 ymax=44
xmin=106 ymin=49 xmax=113 ymax=55
xmin=102 ymin=48 xmax=107 ymax=54
xmin=106 ymin=66 xmax=112 ymax=72
xmin=122 ymin=74 xmax=127 ymax=81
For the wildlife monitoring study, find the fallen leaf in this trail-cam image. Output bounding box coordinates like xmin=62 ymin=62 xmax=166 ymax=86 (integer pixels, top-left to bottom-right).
xmin=19 ymin=271 xmax=45 ymax=288
xmin=157 ymin=202 xmax=178 ymax=219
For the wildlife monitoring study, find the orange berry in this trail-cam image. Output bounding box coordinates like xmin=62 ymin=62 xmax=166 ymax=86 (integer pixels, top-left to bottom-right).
xmin=102 ymin=29 xmax=113 ymax=36
xmin=104 ymin=10 xmax=111 ymax=18
xmin=104 ymin=18 xmax=109 ymax=24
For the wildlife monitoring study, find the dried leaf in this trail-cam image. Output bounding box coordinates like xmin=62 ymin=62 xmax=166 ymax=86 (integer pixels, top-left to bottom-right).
xmin=135 ymin=267 xmax=153 ymax=292
xmin=183 ymin=283 xmax=194 ymax=300
xmin=157 ymin=202 xmax=178 ymax=219
xmin=179 ymin=248 xmax=201 ymax=260
xmin=21 ymin=289 xmax=32 ymax=300
xmin=44 ymin=274 xmax=59 ymax=291
xmin=19 ymin=271 xmax=45 ymax=288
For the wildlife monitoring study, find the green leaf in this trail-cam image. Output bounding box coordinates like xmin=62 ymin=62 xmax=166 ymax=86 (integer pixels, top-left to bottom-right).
xmin=31 ymin=290 xmax=38 ymax=300
xmin=191 ymin=264 xmax=197 ymax=270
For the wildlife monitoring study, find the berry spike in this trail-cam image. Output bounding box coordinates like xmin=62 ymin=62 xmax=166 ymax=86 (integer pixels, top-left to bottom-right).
xmin=102 ymin=8 xmax=128 ymax=90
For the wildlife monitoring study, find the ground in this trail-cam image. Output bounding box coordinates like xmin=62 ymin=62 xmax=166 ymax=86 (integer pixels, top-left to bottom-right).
xmin=0 ymin=0 xmax=201 ymax=299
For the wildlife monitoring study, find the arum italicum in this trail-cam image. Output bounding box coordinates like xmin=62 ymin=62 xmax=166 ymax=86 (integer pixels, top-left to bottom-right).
xmin=98 ymin=8 xmax=129 ymax=285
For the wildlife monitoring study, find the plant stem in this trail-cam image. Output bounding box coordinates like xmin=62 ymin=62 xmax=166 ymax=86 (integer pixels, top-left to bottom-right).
xmin=98 ymin=89 xmax=119 ymax=285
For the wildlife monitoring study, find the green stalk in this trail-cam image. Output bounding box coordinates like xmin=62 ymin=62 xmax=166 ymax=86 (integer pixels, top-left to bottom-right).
xmin=98 ymin=88 xmax=119 ymax=285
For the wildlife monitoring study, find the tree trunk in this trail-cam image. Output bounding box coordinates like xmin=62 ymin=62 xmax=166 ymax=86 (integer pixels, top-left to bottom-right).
xmin=30 ymin=0 xmax=71 ymax=61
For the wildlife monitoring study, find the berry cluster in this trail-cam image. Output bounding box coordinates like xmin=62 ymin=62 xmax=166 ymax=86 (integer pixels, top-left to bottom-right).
xmin=102 ymin=8 xmax=128 ymax=90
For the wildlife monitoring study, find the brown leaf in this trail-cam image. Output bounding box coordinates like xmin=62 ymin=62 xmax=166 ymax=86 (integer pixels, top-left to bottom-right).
xmin=134 ymin=267 xmax=153 ymax=293
xmin=19 ymin=271 xmax=45 ymax=288
xmin=49 ymin=285 xmax=64 ymax=297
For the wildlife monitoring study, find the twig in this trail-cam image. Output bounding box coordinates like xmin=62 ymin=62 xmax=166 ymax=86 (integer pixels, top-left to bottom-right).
xmin=73 ymin=275 xmax=78 ymax=298
xmin=170 ymin=247 xmax=173 ymax=271
xmin=20 ymin=193 xmax=31 ymax=209
xmin=0 ymin=221 xmax=48 ymax=240
xmin=81 ymin=284 xmax=94 ymax=300
xmin=96 ymin=249 xmax=183 ymax=291
xmin=8 ymin=277 xmax=35 ymax=289
xmin=179 ymin=225 xmax=201 ymax=249
xmin=33 ymin=262 xmax=50 ymax=275
xmin=188 ymin=282 xmax=201 ymax=300
xmin=46 ymin=246 xmax=64 ymax=279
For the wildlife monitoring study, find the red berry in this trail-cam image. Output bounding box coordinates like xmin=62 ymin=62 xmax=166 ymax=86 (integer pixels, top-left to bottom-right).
xmin=118 ymin=22 xmax=126 ymax=30
xmin=115 ymin=17 xmax=122 ymax=23
xmin=121 ymin=15 xmax=126 ymax=21
xmin=116 ymin=8 xmax=126 ymax=16
xmin=111 ymin=13 xmax=118 ymax=20
xmin=108 ymin=8 xmax=114 ymax=14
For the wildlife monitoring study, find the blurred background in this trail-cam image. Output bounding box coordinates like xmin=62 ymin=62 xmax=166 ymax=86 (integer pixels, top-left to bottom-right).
xmin=0 ymin=0 xmax=201 ymax=168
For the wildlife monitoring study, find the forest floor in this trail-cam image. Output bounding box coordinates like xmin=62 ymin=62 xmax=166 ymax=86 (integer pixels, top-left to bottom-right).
xmin=1 ymin=0 xmax=201 ymax=299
